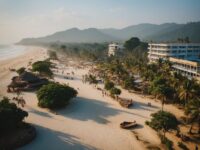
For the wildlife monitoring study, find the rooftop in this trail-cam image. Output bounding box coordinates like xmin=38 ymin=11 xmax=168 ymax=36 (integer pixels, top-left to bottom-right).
xmin=169 ymin=57 xmax=200 ymax=66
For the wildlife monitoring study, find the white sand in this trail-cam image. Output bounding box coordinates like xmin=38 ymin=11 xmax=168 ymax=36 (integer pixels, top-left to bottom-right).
xmin=0 ymin=47 xmax=184 ymax=150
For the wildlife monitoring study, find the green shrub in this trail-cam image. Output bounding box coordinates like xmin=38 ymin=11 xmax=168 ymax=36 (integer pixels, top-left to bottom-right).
xmin=148 ymin=111 xmax=178 ymax=133
xmin=37 ymin=82 xmax=77 ymax=109
xmin=178 ymin=142 xmax=189 ymax=150
xmin=104 ymin=80 xmax=114 ymax=90
xmin=123 ymin=77 xmax=135 ymax=89
xmin=16 ymin=67 xmax=26 ymax=75
xmin=32 ymin=61 xmax=53 ymax=78
xmin=85 ymin=74 xmax=98 ymax=84
xmin=110 ymin=87 xmax=121 ymax=96
xmin=0 ymin=97 xmax=28 ymax=134
xmin=147 ymin=110 xmax=178 ymax=150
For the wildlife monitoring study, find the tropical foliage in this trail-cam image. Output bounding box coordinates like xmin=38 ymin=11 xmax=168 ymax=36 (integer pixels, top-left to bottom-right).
xmin=149 ymin=76 xmax=173 ymax=110
xmin=185 ymin=99 xmax=200 ymax=134
xmin=84 ymin=74 xmax=98 ymax=84
xmin=0 ymin=97 xmax=28 ymax=134
xmin=37 ymin=82 xmax=77 ymax=109
xmin=122 ymin=77 xmax=135 ymax=90
xmin=51 ymin=43 xmax=107 ymax=61
xmin=160 ymin=136 xmax=174 ymax=150
xmin=110 ymin=87 xmax=121 ymax=97
xmin=178 ymin=79 xmax=198 ymax=107
xmin=32 ymin=60 xmax=53 ymax=78
xmin=124 ymin=37 xmax=141 ymax=51
xmin=16 ymin=67 xmax=26 ymax=75
xmin=104 ymin=80 xmax=114 ymax=90
xmin=146 ymin=111 xmax=178 ymax=138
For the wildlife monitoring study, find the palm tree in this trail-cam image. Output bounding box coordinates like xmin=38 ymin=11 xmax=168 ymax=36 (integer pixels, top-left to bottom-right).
xmin=178 ymin=79 xmax=197 ymax=107
xmin=185 ymin=99 xmax=200 ymax=134
xmin=153 ymin=85 xmax=169 ymax=111
xmin=158 ymin=91 xmax=166 ymax=111
xmin=170 ymin=72 xmax=185 ymax=100
xmin=161 ymin=60 xmax=172 ymax=77
xmin=157 ymin=58 xmax=163 ymax=69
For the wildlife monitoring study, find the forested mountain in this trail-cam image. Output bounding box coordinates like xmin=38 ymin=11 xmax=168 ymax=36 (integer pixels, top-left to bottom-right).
xmin=19 ymin=22 xmax=200 ymax=44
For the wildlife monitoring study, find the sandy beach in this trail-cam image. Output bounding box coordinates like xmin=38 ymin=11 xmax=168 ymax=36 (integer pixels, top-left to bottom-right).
xmin=0 ymin=47 xmax=184 ymax=150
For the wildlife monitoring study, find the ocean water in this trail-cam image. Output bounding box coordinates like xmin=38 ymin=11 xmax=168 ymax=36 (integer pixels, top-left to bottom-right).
xmin=0 ymin=45 xmax=26 ymax=61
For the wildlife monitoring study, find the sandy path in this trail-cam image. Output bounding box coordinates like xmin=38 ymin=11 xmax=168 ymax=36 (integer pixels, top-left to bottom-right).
xmin=0 ymin=48 xmax=184 ymax=150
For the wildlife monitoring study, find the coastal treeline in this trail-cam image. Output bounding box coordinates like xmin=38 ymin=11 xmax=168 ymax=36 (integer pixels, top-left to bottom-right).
xmin=49 ymin=43 xmax=108 ymax=61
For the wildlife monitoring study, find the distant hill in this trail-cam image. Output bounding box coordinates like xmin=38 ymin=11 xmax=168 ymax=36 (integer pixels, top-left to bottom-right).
xmin=18 ymin=22 xmax=200 ymax=44
xmin=144 ymin=22 xmax=200 ymax=42
xmin=100 ymin=23 xmax=182 ymax=40
xmin=19 ymin=28 xmax=120 ymax=44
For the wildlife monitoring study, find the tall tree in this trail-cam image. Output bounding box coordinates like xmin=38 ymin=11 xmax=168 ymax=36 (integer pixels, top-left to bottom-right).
xmin=124 ymin=37 xmax=140 ymax=51
xmin=178 ymin=79 xmax=197 ymax=107
xmin=150 ymin=76 xmax=172 ymax=111
xmin=185 ymin=99 xmax=200 ymax=134
xmin=147 ymin=111 xmax=179 ymax=139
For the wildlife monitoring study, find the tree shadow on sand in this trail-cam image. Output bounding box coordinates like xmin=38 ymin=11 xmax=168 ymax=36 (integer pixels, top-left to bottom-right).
xmin=57 ymin=97 xmax=149 ymax=124
xmin=129 ymin=101 xmax=159 ymax=111
xmin=19 ymin=125 xmax=98 ymax=150
xmin=58 ymin=97 xmax=122 ymax=124
xmin=27 ymin=107 xmax=54 ymax=119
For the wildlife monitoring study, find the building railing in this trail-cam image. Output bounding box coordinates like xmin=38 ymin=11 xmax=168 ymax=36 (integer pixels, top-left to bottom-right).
xmin=172 ymin=65 xmax=198 ymax=74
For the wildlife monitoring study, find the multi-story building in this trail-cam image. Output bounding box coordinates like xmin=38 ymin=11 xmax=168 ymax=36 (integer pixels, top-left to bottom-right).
xmin=108 ymin=43 xmax=123 ymax=57
xmin=148 ymin=43 xmax=200 ymax=80
xmin=148 ymin=43 xmax=200 ymax=62
xmin=169 ymin=57 xmax=200 ymax=79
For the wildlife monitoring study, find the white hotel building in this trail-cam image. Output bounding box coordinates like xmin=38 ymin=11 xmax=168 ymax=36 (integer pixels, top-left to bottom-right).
xmin=148 ymin=43 xmax=200 ymax=79
xmin=108 ymin=43 xmax=123 ymax=57
xmin=148 ymin=43 xmax=200 ymax=62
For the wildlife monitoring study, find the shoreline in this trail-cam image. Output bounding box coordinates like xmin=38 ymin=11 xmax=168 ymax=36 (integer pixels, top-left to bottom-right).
xmin=0 ymin=45 xmax=28 ymax=61
xmin=0 ymin=46 xmax=47 ymax=95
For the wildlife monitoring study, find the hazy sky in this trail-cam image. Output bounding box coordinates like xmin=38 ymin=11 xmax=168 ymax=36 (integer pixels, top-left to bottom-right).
xmin=0 ymin=0 xmax=200 ymax=44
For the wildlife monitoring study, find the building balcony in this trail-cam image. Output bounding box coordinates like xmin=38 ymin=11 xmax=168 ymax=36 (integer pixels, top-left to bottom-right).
xmin=172 ymin=65 xmax=198 ymax=74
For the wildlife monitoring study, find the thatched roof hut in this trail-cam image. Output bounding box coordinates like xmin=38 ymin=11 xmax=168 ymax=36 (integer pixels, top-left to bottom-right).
xmin=8 ymin=71 xmax=48 ymax=92
xmin=16 ymin=71 xmax=41 ymax=83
